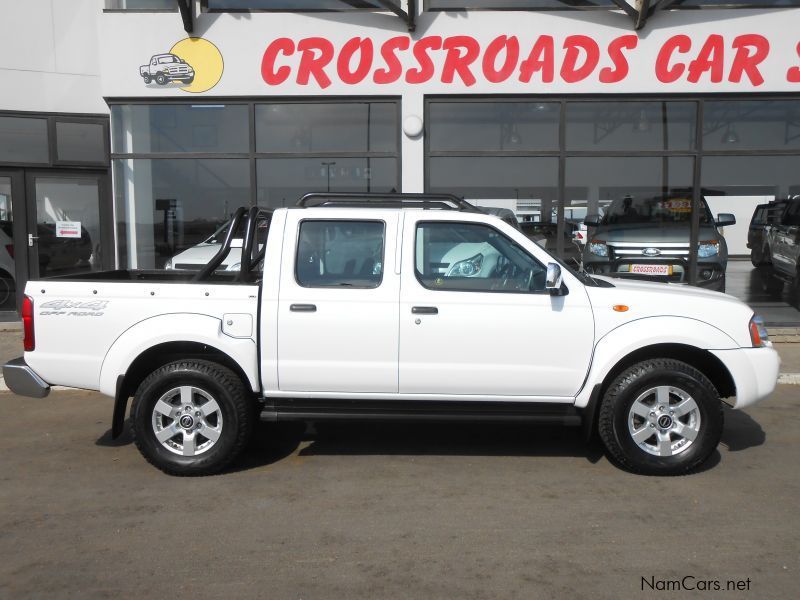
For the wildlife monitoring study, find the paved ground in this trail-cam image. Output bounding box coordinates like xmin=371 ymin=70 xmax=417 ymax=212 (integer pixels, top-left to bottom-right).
xmin=0 ymin=348 xmax=797 ymax=598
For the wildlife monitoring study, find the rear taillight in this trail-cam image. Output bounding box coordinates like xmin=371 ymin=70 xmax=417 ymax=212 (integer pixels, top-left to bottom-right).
xmin=5 ymin=243 xmax=13 ymax=258
xmin=22 ymin=295 xmax=34 ymax=352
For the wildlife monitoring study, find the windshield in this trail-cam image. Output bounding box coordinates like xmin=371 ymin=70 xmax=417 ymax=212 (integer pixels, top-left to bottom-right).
xmin=600 ymin=196 xmax=712 ymax=226
xmin=158 ymin=56 xmax=179 ymax=64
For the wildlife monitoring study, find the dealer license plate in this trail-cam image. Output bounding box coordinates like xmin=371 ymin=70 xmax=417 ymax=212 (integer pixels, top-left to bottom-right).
xmin=630 ymin=264 xmax=672 ymax=276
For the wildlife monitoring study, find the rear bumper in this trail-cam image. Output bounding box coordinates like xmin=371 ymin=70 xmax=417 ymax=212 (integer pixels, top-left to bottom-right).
xmin=710 ymin=346 xmax=780 ymax=409
xmin=3 ymin=357 xmax=50 ymax=398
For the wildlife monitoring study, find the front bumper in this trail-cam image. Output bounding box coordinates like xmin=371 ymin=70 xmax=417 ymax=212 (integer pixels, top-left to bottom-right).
xmin=583 ymin=256 xmax=725 ymax=288
xmin=3 ymin=357 xmax=50 ymax=398
xmin=710 ymin=346 xmax=780 ymax=409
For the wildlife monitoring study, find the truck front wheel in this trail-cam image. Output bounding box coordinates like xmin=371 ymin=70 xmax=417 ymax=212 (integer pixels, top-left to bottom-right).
xmin=598 ymin=359 xmax=723 ymax=475
xmin=131 ymin=360 xmax=253 ymax=476
xmin=155 ymin=72 xmax=167 ymax=85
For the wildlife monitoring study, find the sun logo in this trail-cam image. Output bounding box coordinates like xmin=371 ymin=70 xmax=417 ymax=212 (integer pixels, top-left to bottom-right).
xmin=139 ymin=38 xmax=223 ymax=93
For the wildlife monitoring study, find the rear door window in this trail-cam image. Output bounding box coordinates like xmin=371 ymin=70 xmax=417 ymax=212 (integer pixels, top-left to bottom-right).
xmin=296 ymin=220 xmax=384 ymax=288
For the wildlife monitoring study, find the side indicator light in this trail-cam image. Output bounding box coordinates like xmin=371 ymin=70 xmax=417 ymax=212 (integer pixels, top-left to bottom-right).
xmin=613 ymin=305 xmax=629 ymax=312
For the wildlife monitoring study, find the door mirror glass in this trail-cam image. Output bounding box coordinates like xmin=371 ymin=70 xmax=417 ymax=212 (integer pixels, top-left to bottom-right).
xmin=715 ymin=213 xmax=736 ymax=227
xmin=545 ymin=262 xmax=563 ymax=293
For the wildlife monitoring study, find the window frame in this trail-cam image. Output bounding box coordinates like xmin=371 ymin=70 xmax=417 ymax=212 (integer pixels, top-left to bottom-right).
xmin=414 ymin=220 xmax=549 ymax=295
xmin=0 ymin=111 xmax=109 ymax=169
xmin=294 ymin=218 xmax=387 ymax=289
xmin=53 ymin=117 xmax=112 ymax=167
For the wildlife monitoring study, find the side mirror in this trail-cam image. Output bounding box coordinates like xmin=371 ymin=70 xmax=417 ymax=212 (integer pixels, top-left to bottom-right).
xmin=716 ymin=213 xmax=736 ymax=227
xmin=546 ymin=262 xmax=564 ymax=295
xmin=584 ymin=214 xmax=601 ymax=227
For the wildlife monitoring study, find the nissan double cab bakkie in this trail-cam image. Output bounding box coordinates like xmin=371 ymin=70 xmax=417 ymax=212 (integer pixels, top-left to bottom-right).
xmin=3 ymin=193 xmax=779 ymax=477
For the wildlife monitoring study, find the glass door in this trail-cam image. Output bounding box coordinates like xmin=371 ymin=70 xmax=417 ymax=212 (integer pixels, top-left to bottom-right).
xmin=25 ymin=172 xmax=110 ymax=280
xmin=0 ymin=170 xmax=24 ymax=312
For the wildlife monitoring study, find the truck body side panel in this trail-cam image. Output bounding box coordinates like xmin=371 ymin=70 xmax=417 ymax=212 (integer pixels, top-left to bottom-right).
xmin=24 ymin=281 xmax=259 ymax=394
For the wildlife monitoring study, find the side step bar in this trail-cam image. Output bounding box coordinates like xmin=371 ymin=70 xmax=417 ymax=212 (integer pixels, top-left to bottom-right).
xmin=260 ymin=399 xmax=582 ymax=427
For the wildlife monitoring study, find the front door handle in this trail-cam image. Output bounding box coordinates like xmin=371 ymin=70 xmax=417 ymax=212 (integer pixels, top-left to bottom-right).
xmin=412 ymin=306 xmax=438 ymax=315
xmin=290 ymin=304 xmax=317 ymax=312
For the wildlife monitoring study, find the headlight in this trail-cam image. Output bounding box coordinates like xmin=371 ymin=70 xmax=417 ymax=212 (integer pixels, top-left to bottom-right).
xmin=588 ymin=240 xmax=609 ymax=257
xmin=447 ymin=253 xmax=483 ymax=277
xmin=164 ymin=258 xmax=173 ymax=270
xmin=226 ymin=262 xmax=241 ymax=272
xmin=749 ymin=315 xmax=769 ymax=347
xmin=698 ymin=241 xmax=719 ymax=258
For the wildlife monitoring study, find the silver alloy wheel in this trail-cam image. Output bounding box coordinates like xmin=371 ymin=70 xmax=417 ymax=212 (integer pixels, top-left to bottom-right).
xmin=151 ymin=385 xmax=223 ymax=457
xmin=627 ymin=385 xmax=701 ymax=457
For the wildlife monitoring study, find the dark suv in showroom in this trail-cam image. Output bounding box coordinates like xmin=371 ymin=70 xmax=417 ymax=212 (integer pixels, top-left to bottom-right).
xmin=582 ymin=195 xmax=735 ymax=292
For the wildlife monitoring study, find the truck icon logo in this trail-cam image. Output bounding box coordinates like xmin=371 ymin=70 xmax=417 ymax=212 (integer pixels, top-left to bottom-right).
xmin=140 ymin=53 xmax=195 ymax=87
xmin=642 ymin=247 xmax=661 ymax=257
xmin=139 ymin=38 xmax=224 ymax=93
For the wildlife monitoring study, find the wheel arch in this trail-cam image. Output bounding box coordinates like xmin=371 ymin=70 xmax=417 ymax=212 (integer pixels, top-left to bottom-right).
xmin=111 ymin=340 xmax=255 ymax=439
xmin=598 ymin=343 xmax=735 ymax=401
xmin=579 ymin=342 xmax=735 ymax=444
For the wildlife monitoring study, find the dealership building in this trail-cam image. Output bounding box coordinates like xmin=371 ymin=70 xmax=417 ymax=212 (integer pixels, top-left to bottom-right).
xmin=1 ymin=0 xmax=800 ymax=317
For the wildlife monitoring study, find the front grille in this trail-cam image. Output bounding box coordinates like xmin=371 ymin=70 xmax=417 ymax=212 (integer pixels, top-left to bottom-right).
xmin=608 ymin=241 xmax=690 ymax=258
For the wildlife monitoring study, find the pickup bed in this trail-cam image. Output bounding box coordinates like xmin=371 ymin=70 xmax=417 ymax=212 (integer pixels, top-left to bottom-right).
xmin=4 ymin=194 xmax=780 ymax=476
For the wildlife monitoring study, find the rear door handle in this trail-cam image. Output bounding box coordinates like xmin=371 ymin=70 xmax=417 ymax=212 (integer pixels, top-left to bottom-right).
xmin=290 ymin=304 xmax=317 ymax=312
xmin=412 ymin=306 xmax=438 ymax=315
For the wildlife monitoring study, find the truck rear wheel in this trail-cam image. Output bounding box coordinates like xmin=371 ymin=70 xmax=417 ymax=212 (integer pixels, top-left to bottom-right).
xmin=598 ymin=359 xmax=723 ymax=476
xmin=142 ymin=74 xmax=152 ymax=84
xmin=131 ymin=360 xmax=253 ymax=476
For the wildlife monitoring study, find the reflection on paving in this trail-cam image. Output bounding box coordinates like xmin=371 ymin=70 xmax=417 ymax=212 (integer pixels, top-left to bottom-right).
xmin=726 ymin=259 xmax=800 ymax=326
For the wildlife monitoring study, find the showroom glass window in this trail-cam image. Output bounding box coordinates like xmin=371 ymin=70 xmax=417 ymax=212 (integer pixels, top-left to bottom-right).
xmin=426 ymin=97 xmax=800 ymax=295
xmin=255 ymin=102 xmax=399 ymax=208
xmin=111 ymin=100 xmax=399 ymax=269
xmin=426 ymin=100 xmax=560 ymax=262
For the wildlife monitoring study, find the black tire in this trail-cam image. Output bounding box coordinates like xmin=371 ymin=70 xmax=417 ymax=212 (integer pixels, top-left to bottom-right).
xmin=131 ymin=360 xmax=253 ymax=476
xmin=182 ymin=76 xmax=194 ymax=84
xmin=598 ymin=359 xmax=723 ymax=476
xmin=142 ymin=74 xmax=152 ymax=84
xmin=155 ymin=72 xmax=167 ymax=85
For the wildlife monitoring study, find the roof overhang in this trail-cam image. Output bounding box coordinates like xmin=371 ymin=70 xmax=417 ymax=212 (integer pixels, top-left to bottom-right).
xmin=174 ymin=0 xmax=416 ymax=34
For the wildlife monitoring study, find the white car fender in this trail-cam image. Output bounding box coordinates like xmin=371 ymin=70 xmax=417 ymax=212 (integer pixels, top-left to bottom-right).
xmin=574 ymin=316 xmax=739 ymax=408
xmin=99 ymin=313 xmax=259 ymax=397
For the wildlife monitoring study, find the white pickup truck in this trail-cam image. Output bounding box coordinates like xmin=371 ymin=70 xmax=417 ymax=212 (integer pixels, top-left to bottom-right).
xmin=3 ymin=194 xmax=780 ymax=476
